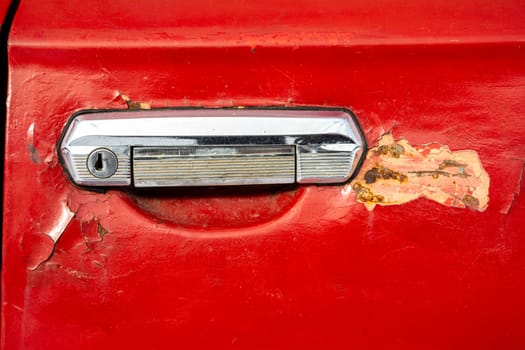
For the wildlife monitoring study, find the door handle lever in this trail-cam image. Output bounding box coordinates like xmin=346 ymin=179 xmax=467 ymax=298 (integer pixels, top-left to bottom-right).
xmin=58 ymin=108 xmax=366 ymax=188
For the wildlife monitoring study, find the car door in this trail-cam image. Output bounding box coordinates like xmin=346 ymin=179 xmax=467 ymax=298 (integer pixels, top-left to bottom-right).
xmin=2 ymin=0 xmax=525 ymax=349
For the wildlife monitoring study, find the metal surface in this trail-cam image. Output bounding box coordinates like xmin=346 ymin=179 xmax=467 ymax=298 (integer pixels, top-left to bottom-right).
xmin=133 ymin=145 xmax=296 ymax=187
xmin=3 ymin=0 xmax=525 ymax=349
xmin=59 ymin=109 xmax=365 ymax=187
xmin=86 ymin=148 xmax=118 ymax=178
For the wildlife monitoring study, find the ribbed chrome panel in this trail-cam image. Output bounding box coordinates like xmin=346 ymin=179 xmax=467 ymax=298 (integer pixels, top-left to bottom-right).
xmin=297 ymin=152 xmax=355 ymax=182
xmin=133 ymin=146 xmax=295 ymax=187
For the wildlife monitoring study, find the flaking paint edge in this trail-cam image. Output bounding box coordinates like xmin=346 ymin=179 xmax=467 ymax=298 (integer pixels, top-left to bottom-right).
xmin=349 ymin=133 xmax=490 ymax=211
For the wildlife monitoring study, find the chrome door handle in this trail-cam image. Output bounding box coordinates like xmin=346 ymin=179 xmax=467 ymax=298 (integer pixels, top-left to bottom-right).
xmin=58 ymin=108 xmax=366 ymax=188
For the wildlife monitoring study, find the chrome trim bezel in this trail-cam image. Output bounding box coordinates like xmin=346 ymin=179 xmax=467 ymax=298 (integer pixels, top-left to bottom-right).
xmin=58 ymin=107 xmax=367 ymax=189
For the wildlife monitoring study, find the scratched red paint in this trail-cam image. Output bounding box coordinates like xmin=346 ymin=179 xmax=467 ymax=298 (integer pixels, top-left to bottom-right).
xmin=2 ymin=0 xmax=525 ymax=349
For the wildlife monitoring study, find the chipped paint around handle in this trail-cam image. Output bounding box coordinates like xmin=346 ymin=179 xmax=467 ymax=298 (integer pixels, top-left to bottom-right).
xmin=350 ymin=133 xmax=490 ymax=211
xmin=118 ymin=92 xmax=151 ymax=110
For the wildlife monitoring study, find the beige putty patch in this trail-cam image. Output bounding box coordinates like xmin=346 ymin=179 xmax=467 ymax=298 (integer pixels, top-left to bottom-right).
xmin=350 ymin=133 xmax=490 ymax=211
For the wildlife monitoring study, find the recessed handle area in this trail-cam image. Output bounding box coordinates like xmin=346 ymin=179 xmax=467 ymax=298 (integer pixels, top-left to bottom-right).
xmin=58 ymin=108 xmax=366 ymax=188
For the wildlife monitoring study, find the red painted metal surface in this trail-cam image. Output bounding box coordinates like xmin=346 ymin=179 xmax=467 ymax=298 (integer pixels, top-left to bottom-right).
xmin=0 ymin=2 xmax=11 ymax=32
xmin=3 ymin=0 xmax=525 ymax=349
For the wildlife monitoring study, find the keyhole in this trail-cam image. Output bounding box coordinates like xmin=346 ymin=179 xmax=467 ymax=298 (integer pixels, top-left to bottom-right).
xmin=87 ymin=148 xmax=118 ymax=178
xmin=94 ymin=152 xmax=104 ymax=171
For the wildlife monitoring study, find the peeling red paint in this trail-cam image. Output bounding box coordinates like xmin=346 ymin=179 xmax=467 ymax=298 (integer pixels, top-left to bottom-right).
xmin=350 ymin=133 xmax=490 ymax=211
xmin=501 ymin=160 xmax=525 ymax=214
xmin=23 ymin=201 xmax=74 ymax=270
xmin=3 ymin=0 xmax=525 ymax=348
xmin=25 ymin=122 xmax=40 ymax=163
xmin=118 ymin=92 xmax=151 ymax=110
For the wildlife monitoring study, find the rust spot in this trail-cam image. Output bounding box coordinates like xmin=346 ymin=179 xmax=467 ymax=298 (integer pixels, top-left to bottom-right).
xmin=375 ymin=143 xmax=405 ymax=158
xmin=364 ymin=166 xmax=408 ymax=184
xmin=438 ymin=159 xmax=467 ymax=170
xmin=408 ymin=170 xmax=469 ymax=179
xmin=350 ymin=133 xmax=490 ymax=211
xmin=97 ymin=222 xmax=108 ymax=241
xmin=462 ymin=194 xmax=480 ymax=210
xmin=352 ymin=183 xmax=384 ymax=203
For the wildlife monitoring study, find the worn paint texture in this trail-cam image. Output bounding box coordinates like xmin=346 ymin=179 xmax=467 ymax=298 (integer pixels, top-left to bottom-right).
xmin=3 ymin=0 xmax=525 ymax=349
xmin=351 ymin=133 xmax=490 ymax=211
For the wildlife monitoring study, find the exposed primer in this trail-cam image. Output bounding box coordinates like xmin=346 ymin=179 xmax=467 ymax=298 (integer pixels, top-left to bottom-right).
xmin=118 ymin=92 xmax=151 ymax=110
xmin=350 ymin=133 xmax=490 ymax=211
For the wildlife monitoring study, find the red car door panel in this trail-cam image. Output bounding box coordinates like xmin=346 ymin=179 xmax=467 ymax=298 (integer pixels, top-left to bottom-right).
xmin=2 ymin=0 xmax=525 ymax=349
